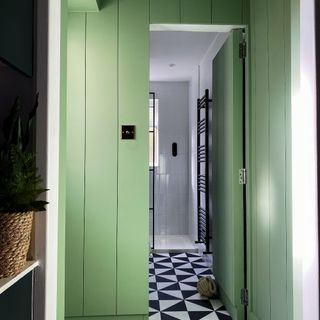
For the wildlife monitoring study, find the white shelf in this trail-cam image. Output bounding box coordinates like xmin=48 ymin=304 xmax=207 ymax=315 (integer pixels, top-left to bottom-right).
xmin=0 ymin=260 xmax=39 ymax=295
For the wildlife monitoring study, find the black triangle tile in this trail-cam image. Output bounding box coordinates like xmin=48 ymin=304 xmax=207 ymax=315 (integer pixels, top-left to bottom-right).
xmin=149 ymin=311 xmax=158 ymax=316
xmin=184 ymin=282 xmax=198 ymax=288
xmin=172 ymin=262 xmax=187 ymax=268
xmin=149 ymin=268 xmax=155 ymax=275
xmin=160 ymin=269 xmax=176 ymax=276
xmin=198 ymin=269 xmax=213 ymax=276
xmin=170 ymin=253 xmax=187 ymax=257
xmin=156 ymin=275 xmax=176 ymax=283
xmin=149 ymin=282 xmax=157 ymax=290
xmin=155 ymin=258 xmax=173 ymax=263
xmin=186 ymin=253 xmax=201 ymax=257
xmin=216 ymin=311 xmax=232 ymax=319
xmin=181 ymin=290 xmax=198 ymax=299
xmin=188 ymin=311 xmax=214 ymax=320
xmin=155 ymin=263 xmax=173 ymax=269
xmin=190 ymin=258 xmax=205 ymax=263
xmin=160 ymin=283 xmax=181 ymax=291
xmin=160 ymin=312 xmax=180 ymax=320
xmin=177 ymin=274 xmax=193 ymax=282
xmin=163 ymin=301 xmax=187 ymax=312
xmin=192 ymin=263 xmax=208 ymax=268
xmin=158 ymin=292 xmax=183 ymax=300
xmin=153 ymin=253 xmax=169 ymax=258
xmin=172 ymin=257 xmax=190 ymax=262
xmin=149 ymin=300 xmax=160 ymax=311
xmin=188 ymin=299 xmax=214 ymax=310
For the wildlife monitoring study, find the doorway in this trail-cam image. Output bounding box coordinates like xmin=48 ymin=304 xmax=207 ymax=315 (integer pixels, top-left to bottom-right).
xmin=148 ymin=26 xmax=247 ymax=320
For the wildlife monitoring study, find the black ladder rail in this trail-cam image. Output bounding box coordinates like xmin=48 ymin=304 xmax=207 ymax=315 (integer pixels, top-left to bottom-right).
xmin=149 ymin=92 xmax=156 ymax=250
xmin=196 ymin=89 xmax=212 ymax=253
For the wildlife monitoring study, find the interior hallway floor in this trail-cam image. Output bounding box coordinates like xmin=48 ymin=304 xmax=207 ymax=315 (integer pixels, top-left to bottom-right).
xmin=149 ymin=253 xmax=232 ymax=320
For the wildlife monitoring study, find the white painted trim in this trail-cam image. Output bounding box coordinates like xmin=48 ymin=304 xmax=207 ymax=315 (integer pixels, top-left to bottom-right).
xmin=298 ymin=0 xmax=319 ymax=318
xmin=34 ymin=0 xmax=61 ymax=319
xmin=0 ymin=261 xmax=39 ymax=295
xmin=150 ymin=24 xmax=244 ymax=33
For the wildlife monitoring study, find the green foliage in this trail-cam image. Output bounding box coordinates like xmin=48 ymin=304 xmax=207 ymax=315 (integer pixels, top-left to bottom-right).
xmin=0 ymin=95 xmax=47 ymax=213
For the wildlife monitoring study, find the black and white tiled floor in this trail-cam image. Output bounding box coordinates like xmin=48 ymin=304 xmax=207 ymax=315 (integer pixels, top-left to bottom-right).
xmin=149 ymin=253 xmax=232 ymax=320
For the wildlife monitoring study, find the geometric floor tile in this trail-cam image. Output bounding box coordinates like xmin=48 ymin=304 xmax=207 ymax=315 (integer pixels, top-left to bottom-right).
xmin=149 ymin=253 xmax=232 ymax=319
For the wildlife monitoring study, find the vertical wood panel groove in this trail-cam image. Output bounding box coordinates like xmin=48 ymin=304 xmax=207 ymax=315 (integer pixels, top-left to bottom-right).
xmin=82 ymin=12 xmax=87 ymax=317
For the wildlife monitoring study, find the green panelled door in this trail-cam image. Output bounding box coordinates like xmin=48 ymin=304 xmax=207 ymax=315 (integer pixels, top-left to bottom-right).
xmin=117 ymin=0 xmax=149 ymax=315
xmin=249 ymin=0 xmax=271 ymax=318
xmin=150 ymin=0 xmax=180 ymax=24
xmin=66 ymin=12 xmax=86 ymax=317
xmin=212 ymin=30 xmax=244 ymax=320
xmin=249 ymin=0 xmax=290 ymax=318
xmin=84 ymin=0 xmax=118 ymax=315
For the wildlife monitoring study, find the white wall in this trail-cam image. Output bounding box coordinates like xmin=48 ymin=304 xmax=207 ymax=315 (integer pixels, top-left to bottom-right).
xmin=34 ymin=0 xmax=61 ymax=319
xmin=150 ymin=82 xmax=190 ymax=236
xmin=292 ymin=0 xmax=319 ymax=318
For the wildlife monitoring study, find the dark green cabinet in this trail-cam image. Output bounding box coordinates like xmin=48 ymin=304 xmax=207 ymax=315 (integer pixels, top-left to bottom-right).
xmin=0 ymin=0 xmax=33 ymax=76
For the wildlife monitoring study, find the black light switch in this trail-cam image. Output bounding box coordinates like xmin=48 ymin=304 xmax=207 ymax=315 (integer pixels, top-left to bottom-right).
xmin=172 ymin=142 xmax=177 ymax=157
xmin=121 ymin=125 xmax=135 ymax=140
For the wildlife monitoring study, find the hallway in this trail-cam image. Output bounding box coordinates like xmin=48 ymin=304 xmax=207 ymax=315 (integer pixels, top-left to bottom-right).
xmin=149 ymin=253 xmax=231 ymax=319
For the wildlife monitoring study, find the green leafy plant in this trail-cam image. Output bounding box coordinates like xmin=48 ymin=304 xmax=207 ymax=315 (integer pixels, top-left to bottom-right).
xmin=0 ymin=94 xmax=48 ymax=213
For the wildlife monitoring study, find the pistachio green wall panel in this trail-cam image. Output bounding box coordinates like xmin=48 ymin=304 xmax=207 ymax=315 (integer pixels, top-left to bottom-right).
xmin=84 ymin=1 xmax=118 ymax=315
xmin=249 ymin=0 xmax=271 ymax=318
xmin=212 ymin=0 xmax=243 ymax=25
xmin=249 ymin=0 xmax=291 ymax=317
xmin=68 ymin=0 xmax=101 ymax=12
xmin=66 ymin=13 xmax=86 ymax=317
xmin=181 ymin=0 xmax=212 ymax=24
xmin=117 ymin=0 xmax=149 ymax=315
xmin=268 ymin=0 xmax=288 ymax=318
xmin=150 ymin=0 xmax=180 ymax=23
xmin=212 ymin=30 xmax=244 ymax=320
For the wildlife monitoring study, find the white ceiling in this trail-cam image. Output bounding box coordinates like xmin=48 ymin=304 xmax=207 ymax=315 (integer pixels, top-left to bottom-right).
xmin=150 ymin=31 xmax=218 ymax=82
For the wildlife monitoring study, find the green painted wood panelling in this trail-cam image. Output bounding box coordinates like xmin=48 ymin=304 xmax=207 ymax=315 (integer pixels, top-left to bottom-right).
xmin=250 ymin=0 xmax=271 ymax=318
xmin=181 ymin=0 xmax=212 ymax=24
xmin=212 ymin=0 xmax=243 ymax=25
xmin=58 ymin=0 xmax=68 ymax=318
xmin=68 ymin=0 xmax=101 ymax=12
xmin=150 ymin=0 xmax=180 ymax=23
xmin=268 ymin=0 xmax=288 ymax=318
xmin=248 ymin=0 xmax=291 ymax=317
xmin=84 ymin=1 xmax=118 ymax=315
xmin=0 ymin=0 xmax=33 ymax=76
xmin=66 ymin=13 xmax=86 ymax=317
xmin=117 ymin=0 xmax=149 ymax=315
xmin=212 ymin=30 xmax=244 ymax=320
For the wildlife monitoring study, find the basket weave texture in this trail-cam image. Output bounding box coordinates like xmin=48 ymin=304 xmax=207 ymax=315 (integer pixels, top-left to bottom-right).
xmin=0 ymin=212 xmax=33 ymax=279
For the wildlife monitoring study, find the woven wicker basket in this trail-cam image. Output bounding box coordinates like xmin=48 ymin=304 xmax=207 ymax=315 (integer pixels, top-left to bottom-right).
xmin=0 ymin=212 xmax=33 ymax=279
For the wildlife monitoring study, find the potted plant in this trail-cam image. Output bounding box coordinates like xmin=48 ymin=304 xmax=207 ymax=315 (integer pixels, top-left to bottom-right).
xmin=0 ymin=95 xmax=47 ymax=279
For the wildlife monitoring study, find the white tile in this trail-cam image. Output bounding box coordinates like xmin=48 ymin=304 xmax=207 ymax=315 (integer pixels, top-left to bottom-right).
xmin=149 ymin=291 xmax=159 ymax=301
xmin=185 ymin=301 xmax=213 ymax=312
